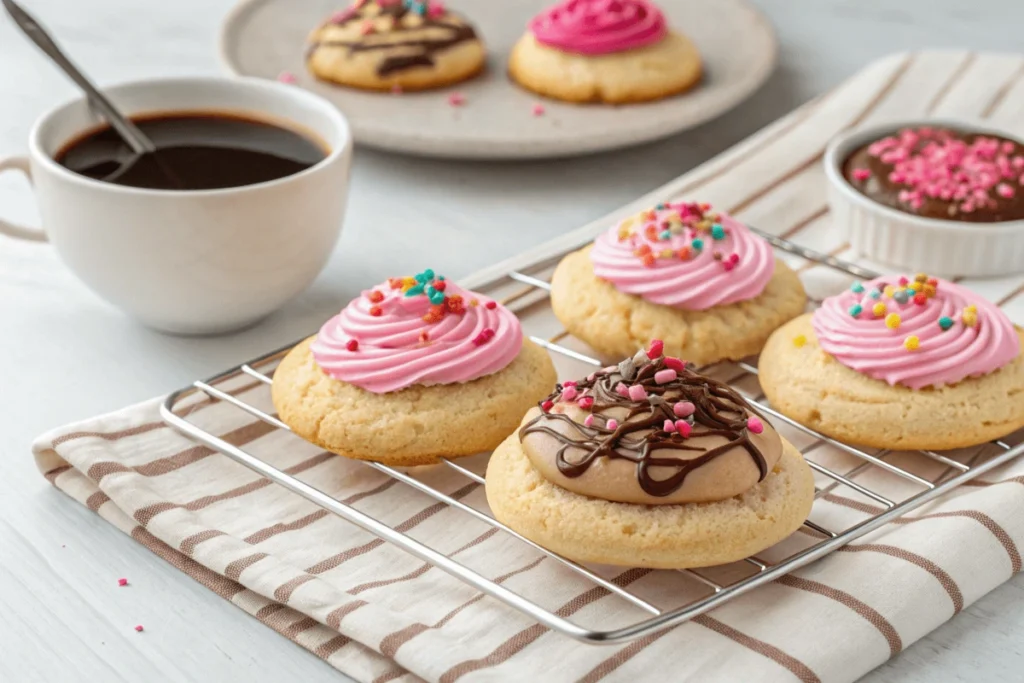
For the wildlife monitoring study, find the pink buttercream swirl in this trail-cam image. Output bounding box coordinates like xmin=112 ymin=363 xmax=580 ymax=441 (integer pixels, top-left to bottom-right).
xmin=813 ymin=275 xmax=1019 ymax=389
xmin=528 ymin=0 xmax=667 ymax=55
xmin=590 ymin=202 xmax=776 ymax=310
xmin=311 ymin=274 xmax=523 ymax=394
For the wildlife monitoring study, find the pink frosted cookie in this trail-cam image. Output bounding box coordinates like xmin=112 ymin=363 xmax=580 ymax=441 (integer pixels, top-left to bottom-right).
xmin=550 ymin=201 xmax=807 ymax=365
xmin=272 ymin=269 xmax=556 ymax=465
xmin=759 ymin=274 xmax=1024 ymax=449
xmin=508 ymin=0 xmax=702 ymax=104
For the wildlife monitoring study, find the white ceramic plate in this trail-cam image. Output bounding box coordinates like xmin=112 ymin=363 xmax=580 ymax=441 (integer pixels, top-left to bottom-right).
xmin=220 ymin=0 xmax=777 ymax=159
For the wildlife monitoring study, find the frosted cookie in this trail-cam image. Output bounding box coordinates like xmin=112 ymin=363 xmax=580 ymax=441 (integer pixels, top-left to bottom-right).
xmin=759 ymin=274 xmax=1024 ymax=450
xmin=485 ymin=341 xmax=815 ymax=568
xmin=307 ymin=0 xmax=485 ymax=92
xmin=550 ymin=201 xmax=807 ymax=366
xmin=272 ymin=269 xmax=557 ymax=465
xmin=508 ymin=0 xmax=702 ymax=104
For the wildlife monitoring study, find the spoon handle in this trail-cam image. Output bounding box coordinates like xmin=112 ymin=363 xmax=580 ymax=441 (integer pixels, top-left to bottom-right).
xmin=3 ymin=0 xmax=155 ymax=154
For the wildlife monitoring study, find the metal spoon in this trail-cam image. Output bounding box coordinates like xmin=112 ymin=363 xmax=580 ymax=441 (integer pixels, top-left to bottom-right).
xmin=3 ymin=0 xmax=155 ymax=155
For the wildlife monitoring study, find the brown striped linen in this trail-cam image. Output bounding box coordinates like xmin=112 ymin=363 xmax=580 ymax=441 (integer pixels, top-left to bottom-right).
xmin=32 ymin=49 xmax=1024 ymax=682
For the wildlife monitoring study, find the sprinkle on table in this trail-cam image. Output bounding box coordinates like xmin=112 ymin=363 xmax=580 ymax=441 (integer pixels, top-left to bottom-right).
xmin=673 ymin=401 xmax=696 ymax=418
xmin=118 ymin=578 xmax=128 ymax=587
xmin=448 ymin=92 xmax=466 ymax=107
xmin=134 ymin=625 xmax=144 ymax=633
xmin=532 ymin=103 xmax=545 ymax=117
xmin=277 ymin=71 xmax=297 ymax=84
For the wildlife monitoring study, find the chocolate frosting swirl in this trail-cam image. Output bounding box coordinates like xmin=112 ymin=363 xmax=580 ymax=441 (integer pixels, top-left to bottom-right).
xmin=309 ymin=1 xmax=478 ymax=77
xmin=519 ymin=346 xmax=781 ymax=504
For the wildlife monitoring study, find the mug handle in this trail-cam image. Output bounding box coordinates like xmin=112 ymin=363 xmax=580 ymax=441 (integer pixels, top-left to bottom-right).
xmin=0 ymin=156 xmax=47 ymax=242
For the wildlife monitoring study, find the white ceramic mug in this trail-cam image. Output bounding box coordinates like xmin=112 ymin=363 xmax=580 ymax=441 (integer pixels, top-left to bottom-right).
xmin=0 ymin=76 xmax=352 ymax=334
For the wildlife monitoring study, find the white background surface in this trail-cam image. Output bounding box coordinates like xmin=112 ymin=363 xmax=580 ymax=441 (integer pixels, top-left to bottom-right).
xmin=2 ymin=1 xmax=1024 ymax=681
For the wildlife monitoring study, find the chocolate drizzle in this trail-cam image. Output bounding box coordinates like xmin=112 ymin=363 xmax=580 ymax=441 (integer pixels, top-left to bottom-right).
xmin=520 ymin=354 xmax=768 ymax=498
xmin=310 ymin=2 xmax=477 ymax=77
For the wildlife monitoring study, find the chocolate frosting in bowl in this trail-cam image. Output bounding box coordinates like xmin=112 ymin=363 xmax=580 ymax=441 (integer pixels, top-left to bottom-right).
xmin=519 ymin=343 xmax=782 ymax=505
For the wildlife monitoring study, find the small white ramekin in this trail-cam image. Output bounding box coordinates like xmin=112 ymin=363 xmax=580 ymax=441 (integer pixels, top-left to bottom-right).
xmin=823 ymin=119 xmax=1024 ymax=278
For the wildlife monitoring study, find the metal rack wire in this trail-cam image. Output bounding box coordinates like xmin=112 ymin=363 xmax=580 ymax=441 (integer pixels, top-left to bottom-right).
xmin=161 ymin=230 xmax=1024 ymax=645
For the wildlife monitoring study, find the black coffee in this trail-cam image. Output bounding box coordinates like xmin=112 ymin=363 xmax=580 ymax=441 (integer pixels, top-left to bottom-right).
xmin=56 ymin=111 xmax=328 ymax=190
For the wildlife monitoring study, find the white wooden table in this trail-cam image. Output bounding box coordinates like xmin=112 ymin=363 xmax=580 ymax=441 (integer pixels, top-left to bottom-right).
xmin=3 ymin=1 xmax=1024 ymax=680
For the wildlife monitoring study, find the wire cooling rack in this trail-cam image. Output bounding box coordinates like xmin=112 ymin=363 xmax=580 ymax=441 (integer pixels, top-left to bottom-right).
xmin=161 ymin=230 xmax=1024 ymax=645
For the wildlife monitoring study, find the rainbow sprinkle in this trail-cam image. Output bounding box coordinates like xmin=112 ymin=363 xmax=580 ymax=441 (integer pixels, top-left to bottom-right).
xmin=792 ymin=334 xmax=807 ymax=348
xmin=904 ymin=335 xmax=920 ymax=351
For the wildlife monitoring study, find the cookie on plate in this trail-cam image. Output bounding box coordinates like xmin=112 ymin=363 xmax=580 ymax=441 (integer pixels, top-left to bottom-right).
xmin=272 ymin=269 xmax=556 ymax=466
xmin=550 ymin=201 xmax=807 ymax=366
xmin=759 ymin=274 xmax=1024 ymax=450
xmin=307 ymin=0 xmax=485 ymax=92
xmin=508 ymin=0 xmax=702 ymax=104
xmin=485 ymin=341 xmax=815 ymax=568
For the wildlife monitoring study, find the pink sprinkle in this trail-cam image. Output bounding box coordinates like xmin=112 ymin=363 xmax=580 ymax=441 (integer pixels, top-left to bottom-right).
xmin=628 ymin=385 xmax=647 ymax=401
xmin=577 ymin=396 xmax=594 ymax=410
xmin=541 ymin=400 xmax=553 ymax=412
xmin=615 ymin=382 xmax=630 ymax=397
xmin=997 ymin=183 xmax=1015 ymax=199
xmin=391 ymin=84 xmax=403 ymax=95
xmin=118 ymin=578 xmax=128 ymax=587
xmin=532 ymin=103 xmax=546 ymax=117
xmin=663 ymin=357 xmax=685 ymax=371
xmin=561 ymin=386 xmax=578 ymax=402
xmin=448 ymin=92 xmax=466 ymax=107
xmin=722 ymin=261 xmax=735 ymax=272
xmin=647 ymin=339 xmax=664 ymax=359
xmin=564 ymin=380 xmax=577 ymax=387
xmin=654 ymin=369 xmax=677 ymax=384
xmin=134 ymin=625 xmax=144 ymax=633
xmin=728 ymin=253 xmax=740 ymax=264
xmin=606 ymin=419 xmax=619 ymax=431
xmin=746 ymin=416 xmax=764 ymax=434
xmin=852 ymin=168 xmax=871 ymax=181
xmin=584 ymin=414 xmax=595 ymax=427
xmin=663 ymin=419 xmax=676 ymax=433
xmin=277 ymin=71 xmax=297 ymax=84
xmin=675 ymin=421 xmax=692 ymax=437
xmin=330 ymin=7 xmax=357 ymax=22
xmin=673 ymin=401 xmax=695 ymax=418
xmin=427 ymin=0 xmax=446 ymax=18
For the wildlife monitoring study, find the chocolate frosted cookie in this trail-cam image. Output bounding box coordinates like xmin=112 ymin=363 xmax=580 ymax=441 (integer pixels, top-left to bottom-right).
xmin=843 ymin=126 xmax=1024 ymax=223
xmin=485 ymin=341 xmax=815 ymax=568
xmin=307 ymin=0 xmax=486 ymax=91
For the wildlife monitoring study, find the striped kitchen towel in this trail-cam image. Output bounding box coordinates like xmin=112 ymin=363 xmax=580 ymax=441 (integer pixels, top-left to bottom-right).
xmin=32 ymin=49 xmax=1024 ymax=682
xmin=31 ymin=386 xmax=1024 ymax=683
